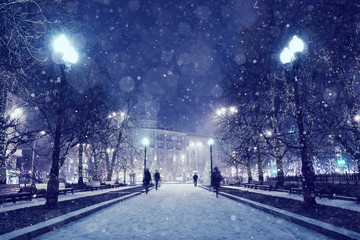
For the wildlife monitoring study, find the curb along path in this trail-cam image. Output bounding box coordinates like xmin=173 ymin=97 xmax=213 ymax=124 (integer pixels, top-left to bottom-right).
xmin=0 ymin=192 xmax=141 ymax=240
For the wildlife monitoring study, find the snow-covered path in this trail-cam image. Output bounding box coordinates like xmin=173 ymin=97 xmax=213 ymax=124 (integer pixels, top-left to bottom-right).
xmin=35 ymin=184 xmax=330 ymax=240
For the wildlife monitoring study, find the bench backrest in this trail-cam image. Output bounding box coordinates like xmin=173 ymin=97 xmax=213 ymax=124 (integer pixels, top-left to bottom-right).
xmin=0 ymin=184 xmax=21 ymax=194
xmin=105 ymin=181 xmax=117 ymax=185
xmin=262 ymin=181 xmax=277 ymax=185
xmin=35 ymin=183 xmax=48 ymax=190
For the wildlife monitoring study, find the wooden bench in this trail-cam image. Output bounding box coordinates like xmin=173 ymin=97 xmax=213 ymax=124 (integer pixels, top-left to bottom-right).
xmin=315 ymin=183 xmax=360 ymax=203
xmin=228 ymin=179 xmax=242 ymax=186
xmin=58 ymin=182 xmax=74 ymax=195
xmin=85 ymin=181 xmax=108 ymax=191
xmin=0 ymin=184 xmax=33 ymax=204
xmin=257 ymin=180 xmax=278 ymax=191
xmin=289 ymin=187 xmax=304 ymax=195
xmin=105 ymin=181 xmax=122 ymax=189
xmin=32 ymin=183 xmax=73 ymax=198
xmin=244 ymin=180 xmax=261 ymax=189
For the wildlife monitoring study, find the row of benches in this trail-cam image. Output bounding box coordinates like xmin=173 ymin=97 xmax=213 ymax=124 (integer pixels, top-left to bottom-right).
xmin=234 ymin=180 xmax=360 ymax=203
xmin=0 ymin=181 xmax=125 ymax=204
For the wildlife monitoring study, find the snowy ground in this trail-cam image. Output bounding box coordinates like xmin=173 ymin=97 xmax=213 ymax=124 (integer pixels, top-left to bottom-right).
xmin=34 ymin=184 xmax=330 ymax=240
xmin=0 ymin=186 xmax=135 ymax=213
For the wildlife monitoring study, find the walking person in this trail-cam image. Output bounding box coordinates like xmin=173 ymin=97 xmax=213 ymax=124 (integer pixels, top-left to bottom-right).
xmin=193 ymin=173 xmax=198 ymax=187
xmin=154 ymin=170 xmax=160 ymax=190
xmin=211 ymin=167 xmax=223 ymax=198
xmin=143 ymin=168 xmax=152 ymax=194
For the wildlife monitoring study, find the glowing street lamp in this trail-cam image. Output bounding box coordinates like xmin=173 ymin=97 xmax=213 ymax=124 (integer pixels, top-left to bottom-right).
xmin=208 ymin=138 xmax=214 ymax=175
xmin=53 ymin=34 xmax=78 ymax=64
xmin=142 ymin=137 xmax=149 ymax=173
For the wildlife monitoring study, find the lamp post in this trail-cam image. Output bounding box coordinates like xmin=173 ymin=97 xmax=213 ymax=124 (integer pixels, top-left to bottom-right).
xmin=46 ymin=34 xmax=78 ymax=209
xmin=142 ymin=137 xmax=149 ymax=173
xmin=208 ymin=138 xmax=214 ymax=178
xmin=280 ymin=35 xmax=316 ymax=207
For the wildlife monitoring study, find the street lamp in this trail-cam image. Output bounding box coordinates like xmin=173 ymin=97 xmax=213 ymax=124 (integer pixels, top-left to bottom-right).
xmin=142 ymin=137 xmax=149 ymax=173
xmin=46 ymin=34 xmax=78 ymax=209
xmin=280 ymin=35 xmax=316 ymax=207
xmin=208 ymin=138 xmax=214 ymax=176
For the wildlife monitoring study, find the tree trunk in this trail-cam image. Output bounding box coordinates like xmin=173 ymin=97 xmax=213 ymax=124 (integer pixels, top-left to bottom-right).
xmin=78 ymin=143 xmax=84 ymax=186
xmin=0 ymin=76 xmax=8 ymax=184
xmin=105 ymin=152 xmax=110 ymax=182
xmin=92 ymin=155 xmax=99 ymax=181
xmin=246 ymin=161 xmax=252 ymax=183
xmin=270 ymin=85 xmax=284 ymax=186
xmin=45 ymin=65 xmax=66 ymax=209
xmin=123 ymin=168 xmax=126 ymax=184
xmin=257 ymin=154 xmax=264 ymax=183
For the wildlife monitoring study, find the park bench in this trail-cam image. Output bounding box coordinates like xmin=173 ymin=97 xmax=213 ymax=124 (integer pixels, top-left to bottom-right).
xmin=0 ymin=184 xmax=33 ymax=204
xmin=58 ymin=182 xmax=74 ymax=195
xmin=228 ymin=179 xmax=242 ymax=186
xmin=244 ymin=180 xmax=261 ymax=189
xmin=314 ymin=183 xmax=360 ymax=203
xmin=105 ymin=181 xmax=123 ymax=189
xmin=32 ymin=183 xmax=73 ymax=198
xmin=256 ymin=180 xmax=278 ymax=191
xmin=85 ymin=181 xmax=108 ymax=191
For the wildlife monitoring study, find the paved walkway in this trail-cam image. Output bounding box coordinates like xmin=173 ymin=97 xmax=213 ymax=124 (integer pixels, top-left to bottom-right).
xmin=33 ymin=184 xmax=330 ymax=240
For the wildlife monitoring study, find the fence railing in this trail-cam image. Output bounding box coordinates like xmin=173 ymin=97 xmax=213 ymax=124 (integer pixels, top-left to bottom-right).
xmin=268 ymin=173 xmax=360 ymax=184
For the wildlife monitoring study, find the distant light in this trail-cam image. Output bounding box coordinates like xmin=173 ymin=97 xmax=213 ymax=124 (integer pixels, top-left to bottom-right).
xmin=354 ymin=114 xmax=360 ymax=122
xmin=40 ymin=131 xmax=46 ymax=135
xmin=10 ymin=108 xmax=23 ymax=119
xmin=208 ymin=138 xmax=214 ymax=146
xmin=280 ymin=47 xmax=294 ymax=64
xmin=265 ymin=130 xmax=272 ymax=137
xmin=53 ymin=34 xmax=78 ymax=64
xmin=229 ymin=106 xmax=238 ymax=114
xmin=142 ymin=137 xmax=149 ymax=146
xmin=337 ymin=159 xmax=346 ymax=165
xmin=196 ymin=142 xmax=203 ymax=147
xmin=216 ymin=107 xmax=226 ymax=116
xmin=289 ymin=36 xmax=305 ymax=53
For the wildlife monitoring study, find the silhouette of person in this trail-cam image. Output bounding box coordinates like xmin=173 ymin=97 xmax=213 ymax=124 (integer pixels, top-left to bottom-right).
xmin=154 ymin=170 xmax=160 ymax=190
xmin=211 ymin=167 xmax=223 ymax=198
xmin=143 ymin=168 xmax=152 ymax=194
xmin=193 ymin=173 xmax=198 ymax=187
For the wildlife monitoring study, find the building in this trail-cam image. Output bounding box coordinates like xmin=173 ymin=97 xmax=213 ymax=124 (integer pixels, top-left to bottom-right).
xmin=131 ymin=118 xmax=219 ymax=183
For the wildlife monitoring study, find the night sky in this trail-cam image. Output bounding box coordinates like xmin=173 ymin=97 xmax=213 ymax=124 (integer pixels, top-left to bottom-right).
xmin=63 ymin=0 xmax=257 ymax=133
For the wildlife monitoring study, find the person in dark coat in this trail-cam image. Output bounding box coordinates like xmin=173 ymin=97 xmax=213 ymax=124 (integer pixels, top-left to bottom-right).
xmin=193 ymin=173 xmax=198 ymax=187
xmin=143 ymin=168 xmax=152 ymax=194
xmin=154 ymin=170 xmax=160 ymax=190
xmin=211 ymin=167 xmax=223 ymax=198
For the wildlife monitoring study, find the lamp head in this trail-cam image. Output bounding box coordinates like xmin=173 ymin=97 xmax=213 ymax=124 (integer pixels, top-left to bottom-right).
xmin=208 ymin=138 xmax=214 ymax=146
xmin=280 ymin=35 xmax=305 ymax=64
xmin=142 ymin=137 xmax=149 ymax=146
xmin=289 ymin=35 xmax=304 ymax=53
xmin=53 ymin=34 xmax=78 ymax=64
